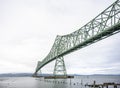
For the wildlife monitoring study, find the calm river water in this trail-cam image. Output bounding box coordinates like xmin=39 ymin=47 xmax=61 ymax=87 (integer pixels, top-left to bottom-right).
xmin=0 ymin=75 xmax=120 ymax=88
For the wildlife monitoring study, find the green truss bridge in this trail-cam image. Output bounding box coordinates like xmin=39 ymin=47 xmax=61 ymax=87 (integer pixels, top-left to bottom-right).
xmin=34 ymin=0 xmax=120 ymax=77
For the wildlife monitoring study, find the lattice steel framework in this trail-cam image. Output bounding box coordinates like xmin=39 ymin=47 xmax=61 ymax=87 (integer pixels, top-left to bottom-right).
xmin=53 ymin=56 xmax=67 ymax=77
xmin=35 ymin=0 xmax=120 ymax=74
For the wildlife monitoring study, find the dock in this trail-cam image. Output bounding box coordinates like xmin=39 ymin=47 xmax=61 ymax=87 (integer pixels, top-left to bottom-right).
xmin=85 ymin=81 xmax=120 ymax=88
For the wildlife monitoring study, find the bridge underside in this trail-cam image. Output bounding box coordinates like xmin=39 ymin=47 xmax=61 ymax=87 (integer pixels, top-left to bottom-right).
xmin=34 ymin=0 xmax=120 ymax=77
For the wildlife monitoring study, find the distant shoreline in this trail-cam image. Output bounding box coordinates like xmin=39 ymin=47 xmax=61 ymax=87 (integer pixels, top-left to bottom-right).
xmin=0 ymin=73 xmax=120 ymax=77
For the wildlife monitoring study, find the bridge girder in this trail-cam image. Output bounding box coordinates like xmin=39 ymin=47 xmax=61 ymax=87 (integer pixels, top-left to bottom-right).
xmin=35 ymin=0 xmax=120 ymax=73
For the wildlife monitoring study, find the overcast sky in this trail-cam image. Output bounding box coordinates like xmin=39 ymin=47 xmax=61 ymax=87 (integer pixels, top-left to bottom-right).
xmin=0 ymin=0 xmax=120 ymax=75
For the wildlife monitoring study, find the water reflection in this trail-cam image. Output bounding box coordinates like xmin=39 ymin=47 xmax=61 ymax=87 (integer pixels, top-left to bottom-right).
xmin=0 ymin=76 xmax=120 ymax=88
xmin=52 ymin=79 xmax=67 ymax=88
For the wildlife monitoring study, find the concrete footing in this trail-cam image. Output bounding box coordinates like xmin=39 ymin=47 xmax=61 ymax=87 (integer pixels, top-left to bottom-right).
xmin=44 ymin=76 xmax=74 ymax=79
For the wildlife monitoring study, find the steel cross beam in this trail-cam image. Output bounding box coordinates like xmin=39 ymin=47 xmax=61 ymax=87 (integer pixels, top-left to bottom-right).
xmin=35 ymin=0 xmax=120 ymax=73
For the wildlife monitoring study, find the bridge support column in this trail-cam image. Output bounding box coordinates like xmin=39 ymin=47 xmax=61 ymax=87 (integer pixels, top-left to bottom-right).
xmin=38 ymin=69 xmax=42 ymax=76
xmin=53 ymin=56 xmax=67 ymax=78
xmin=33 ymin=69 xmax=42 ymax=77
xmin=32 ymin=72 xmax=37 ymax=77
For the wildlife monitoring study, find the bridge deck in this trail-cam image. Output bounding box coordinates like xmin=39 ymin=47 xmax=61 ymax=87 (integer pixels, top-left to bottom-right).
xmin=35 ymin=0 xmax=120 ymax=73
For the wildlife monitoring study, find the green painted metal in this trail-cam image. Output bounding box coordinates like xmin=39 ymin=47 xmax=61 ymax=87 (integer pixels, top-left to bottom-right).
xmin=34 ymin=61 xmax=42 ymax=75
xmin=53 ymin=56 xmax=67 ymax=77
xmin=35 ymin=0 xmax=120 ymax=74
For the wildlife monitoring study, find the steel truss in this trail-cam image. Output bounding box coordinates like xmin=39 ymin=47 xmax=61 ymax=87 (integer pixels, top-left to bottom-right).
xmin=53 ymin=56 xmax=67 ymax=77
xmin=35 ymin=0 xmax=120 ymax=74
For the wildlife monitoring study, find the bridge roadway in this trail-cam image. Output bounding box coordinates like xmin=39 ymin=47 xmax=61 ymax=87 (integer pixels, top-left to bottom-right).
xmin=35 ymin=0 xmax=120 ymax=74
